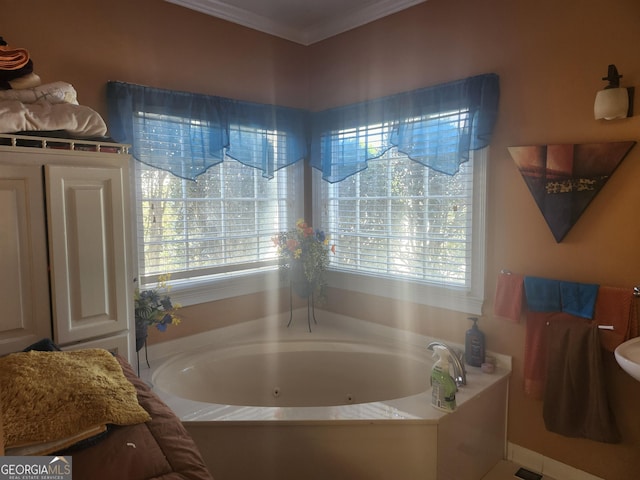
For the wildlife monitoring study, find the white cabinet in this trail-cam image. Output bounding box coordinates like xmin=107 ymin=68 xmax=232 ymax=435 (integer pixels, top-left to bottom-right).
xmin=0 ymin=165 xmax=51 ymax=351
xmin=0 ymin=135 xmax=133 ymax=360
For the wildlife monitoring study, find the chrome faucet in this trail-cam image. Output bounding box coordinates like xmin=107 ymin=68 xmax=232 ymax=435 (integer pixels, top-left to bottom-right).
xmin=427 ymin=341 xmax=467 ymax=388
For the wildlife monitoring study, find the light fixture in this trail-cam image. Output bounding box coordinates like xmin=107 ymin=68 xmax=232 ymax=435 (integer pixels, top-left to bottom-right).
xmin=594 ymin=64 xmax=634 ymax=120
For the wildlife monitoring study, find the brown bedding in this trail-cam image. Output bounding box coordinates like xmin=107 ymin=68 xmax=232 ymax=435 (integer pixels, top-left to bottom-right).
xmin=64 ymin=356 xmax=214 ymax=480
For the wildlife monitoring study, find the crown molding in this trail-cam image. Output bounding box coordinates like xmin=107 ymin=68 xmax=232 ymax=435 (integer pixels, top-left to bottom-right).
xmin=304 ymin=0 xmax=426 ymax=45
xmin=165 ymin=0 xmax=426 ymax=45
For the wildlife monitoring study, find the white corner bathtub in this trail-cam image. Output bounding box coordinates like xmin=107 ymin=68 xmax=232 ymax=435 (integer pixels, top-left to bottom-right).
xmin=146 ymin=312 xmax=511 ymax=480
xmin=153 ymin=341 xmax=429 ymax=408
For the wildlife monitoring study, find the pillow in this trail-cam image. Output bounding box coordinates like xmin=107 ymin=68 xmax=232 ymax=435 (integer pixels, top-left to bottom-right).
xmin=0 ymin=349 xmax=151 ymax=451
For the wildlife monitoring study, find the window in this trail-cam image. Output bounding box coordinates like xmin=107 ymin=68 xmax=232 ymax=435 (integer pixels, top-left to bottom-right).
xmin=133 ymin=114 xmax=303 ymax=304
xmin=116 ymin=76 xmax=497 ymax=311
xmin=313 ymin=117 xmax=486 ymax=314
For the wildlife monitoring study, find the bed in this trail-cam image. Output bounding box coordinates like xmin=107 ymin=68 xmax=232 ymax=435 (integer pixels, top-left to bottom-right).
xmin=0 ymin=345 xmax=214 ymax=480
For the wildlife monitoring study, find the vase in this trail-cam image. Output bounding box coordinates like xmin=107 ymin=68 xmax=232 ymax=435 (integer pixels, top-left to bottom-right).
xmin=135 ymin=320 xmax=148 ymax=352
xmin=289 ymin=261 xmax=314 ymax=298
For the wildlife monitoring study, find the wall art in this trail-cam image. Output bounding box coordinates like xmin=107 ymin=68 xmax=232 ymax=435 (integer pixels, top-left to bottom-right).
xmin=508 ymin=142 xmax=635 ymax=242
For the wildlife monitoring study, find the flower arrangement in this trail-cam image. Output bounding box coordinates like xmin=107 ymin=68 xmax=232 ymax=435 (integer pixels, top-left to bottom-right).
xmin=134 ymin=274 xmax=181 ymax=333
xmin=272 ymin=219 xmax=335 ymax=300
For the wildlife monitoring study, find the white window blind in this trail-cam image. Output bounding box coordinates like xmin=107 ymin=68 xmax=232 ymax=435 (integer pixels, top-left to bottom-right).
xmin=318 ymin=151 xmax=474 ymax=287
xmin=133 ymin=114 xmax=301 ymax=286
xmin=314 ymin=110 xmax=487 ymax=312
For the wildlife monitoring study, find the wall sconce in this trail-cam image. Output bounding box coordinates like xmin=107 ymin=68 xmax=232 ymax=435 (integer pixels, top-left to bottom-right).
xmin=594 ymin=64 xmax=634 ymax=120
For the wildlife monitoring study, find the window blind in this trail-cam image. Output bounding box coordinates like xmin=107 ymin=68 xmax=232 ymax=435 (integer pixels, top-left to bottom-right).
xmin=135 ymin=150 xmax=300 ymax=284
xmin=317 ymin=142 xmax=475 ymax=289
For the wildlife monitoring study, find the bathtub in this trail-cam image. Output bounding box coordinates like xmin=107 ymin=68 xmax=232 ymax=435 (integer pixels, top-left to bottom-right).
xmin=146 ymin=312 xmax=511 ymax=480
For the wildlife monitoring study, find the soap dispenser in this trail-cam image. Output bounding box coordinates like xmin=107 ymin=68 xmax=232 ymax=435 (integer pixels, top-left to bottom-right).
xmin=465 ymin=317 xmax=485 ymax=367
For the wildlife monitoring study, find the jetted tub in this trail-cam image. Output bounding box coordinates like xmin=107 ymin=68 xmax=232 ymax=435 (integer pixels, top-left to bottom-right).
xmin=153 ymin=341 xmax=429 ymax=408
xmin=147 ymin=313 xmax=511 ymax=480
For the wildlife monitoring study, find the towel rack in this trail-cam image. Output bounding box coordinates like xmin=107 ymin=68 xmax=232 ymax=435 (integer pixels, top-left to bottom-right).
xmin=634 ymin=286 xmax=640 ymax=298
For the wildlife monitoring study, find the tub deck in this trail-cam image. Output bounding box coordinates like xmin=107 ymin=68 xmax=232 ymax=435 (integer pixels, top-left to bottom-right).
xmin=141 ymin=312 xmax=511 ymax=480
xmin=143 ymin=312 xmax=510 ymax=423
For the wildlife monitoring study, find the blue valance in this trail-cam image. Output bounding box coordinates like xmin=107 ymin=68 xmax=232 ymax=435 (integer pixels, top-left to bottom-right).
xmin=106 ymin=81 xmax=309 ymax=180
xmin=225 ymin=98 xmax=309 ymax=178
xmin=309 ymin=74 xmax=499 ymax=182
xmin=106 ymin=74 xmax=499 ymax=182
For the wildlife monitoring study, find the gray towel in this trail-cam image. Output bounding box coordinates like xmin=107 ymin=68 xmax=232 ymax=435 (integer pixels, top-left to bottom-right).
xmin=543 ymin=321 xmax=620 ymax=443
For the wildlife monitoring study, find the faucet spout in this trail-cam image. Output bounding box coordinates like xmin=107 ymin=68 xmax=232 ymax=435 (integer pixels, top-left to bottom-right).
xmin=427 ymin=341 xmax=467 ymax=387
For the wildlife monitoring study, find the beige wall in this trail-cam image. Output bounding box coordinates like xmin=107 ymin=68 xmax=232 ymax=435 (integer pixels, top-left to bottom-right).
xmin=308 ymin=1 xmax=640 ymax=477
xmin=4 ymin=0 xmax=640 ymax=477
xmin=3 ymin=0 xmax=308 ymax=115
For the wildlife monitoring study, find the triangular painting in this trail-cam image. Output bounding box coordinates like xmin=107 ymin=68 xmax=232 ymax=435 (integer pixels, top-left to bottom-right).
xmin=508 ymin=141 xmax=635 ymax=242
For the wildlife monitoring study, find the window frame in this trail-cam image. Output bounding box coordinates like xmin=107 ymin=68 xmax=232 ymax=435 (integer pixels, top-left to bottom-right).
xmin=130 ymin=157 xmax=304 ymax=307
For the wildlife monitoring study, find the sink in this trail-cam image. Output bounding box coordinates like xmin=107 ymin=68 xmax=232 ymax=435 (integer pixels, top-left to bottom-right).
xmin=614 ymin=337 xmax=640 ymax=382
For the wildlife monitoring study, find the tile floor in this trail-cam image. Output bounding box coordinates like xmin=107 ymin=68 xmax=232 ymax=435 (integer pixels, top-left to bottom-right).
xmin=482 ymin=461 xmax=554 ymax=480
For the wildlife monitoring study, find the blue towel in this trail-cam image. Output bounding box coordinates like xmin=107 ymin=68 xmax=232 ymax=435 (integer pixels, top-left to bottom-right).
xmin=524 ymin=276 xmax=561 ymax=311
xmin=560 ymin=281 xmax=599 ymax=319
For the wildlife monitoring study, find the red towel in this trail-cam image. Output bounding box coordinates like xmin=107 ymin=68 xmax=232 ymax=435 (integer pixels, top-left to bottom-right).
xmin=0 ymin=45 xmax=30 ymax=70
xmin=594 ymin=287 xmax=639 ymax=352
xmin=494 ymin=272 xmax=524 ymax=322
xmin=523 ymin=311 xmax=584 ymax=399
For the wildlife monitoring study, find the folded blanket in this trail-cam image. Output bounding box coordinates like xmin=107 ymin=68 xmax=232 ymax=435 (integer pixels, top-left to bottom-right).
xmin=0 ymin=349 xmax=151 ymax=450
xmin=5 ymin=425 xmax=107 ymax=456
xmin=543 ymin=321 xmax=620 ymax=443
xmin=0 ymin=81 xmax=77 ymax=104
xmin=0 ymin=44 xmax=30 ymax=70
xmin=0 ymin=99 xmax=107 ymax=137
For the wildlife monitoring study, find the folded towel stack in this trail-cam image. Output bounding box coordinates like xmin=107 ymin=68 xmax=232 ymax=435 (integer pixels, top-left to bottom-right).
xmin=0 ymin=36 xmax=108 ymax=137
xmin=0 ymin=45 xmax=30 ymax=70
xmin=0 ymin=37 xmax=38 ymax=90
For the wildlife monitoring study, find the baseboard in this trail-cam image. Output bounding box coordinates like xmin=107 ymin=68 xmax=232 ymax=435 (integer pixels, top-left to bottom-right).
xmin=507 ymin=443 xmax=603 ymax=480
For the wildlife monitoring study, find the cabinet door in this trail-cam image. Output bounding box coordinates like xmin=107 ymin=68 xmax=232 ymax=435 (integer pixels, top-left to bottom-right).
xmin=0 ymin=165 xmax=51 ymax=355
xmin=46 ymin=165 xmax=130 ymax=345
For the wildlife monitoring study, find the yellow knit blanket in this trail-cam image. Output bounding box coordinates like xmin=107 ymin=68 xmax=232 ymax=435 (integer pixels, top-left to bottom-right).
xmin=0 ymin=349 xmax=151 ymax=449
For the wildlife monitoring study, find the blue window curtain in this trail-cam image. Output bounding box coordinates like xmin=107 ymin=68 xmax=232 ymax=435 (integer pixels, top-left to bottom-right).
xmin=309 ymin=74 xmax=499 ymax=182
xmin=107 ymin=75 xmax=498 ymax=183
xmin=225 ymin=99 xmax=309 ymax=178
xmin=106 ymin=81 xmax=309 ymax=180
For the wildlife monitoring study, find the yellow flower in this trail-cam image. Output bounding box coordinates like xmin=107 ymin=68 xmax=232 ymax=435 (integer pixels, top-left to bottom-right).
xmin=158 ymin=273 xmax=172 ymax=291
